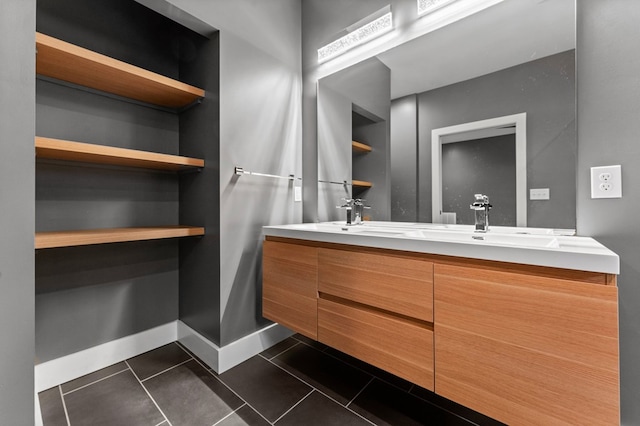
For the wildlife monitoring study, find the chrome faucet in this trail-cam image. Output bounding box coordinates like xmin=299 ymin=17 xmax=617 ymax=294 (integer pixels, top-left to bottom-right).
xmin=470 ymin=194 xmax=492 ymax=232
xmin=337 ymin=198 xmax=369 ymax=225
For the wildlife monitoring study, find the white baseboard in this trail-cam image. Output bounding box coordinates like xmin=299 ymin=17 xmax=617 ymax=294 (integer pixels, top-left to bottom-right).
xmin=34 ymin=320 xmax=291 ymax=396
xmin=177 ymin=321 xmax=294 ymax=373
xmin=34 ymin=321 xmax=178 ymax=393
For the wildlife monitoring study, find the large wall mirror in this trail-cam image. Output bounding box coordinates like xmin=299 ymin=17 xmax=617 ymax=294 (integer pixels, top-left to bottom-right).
xmin=317 ymin=0 xmax=576 ymax=230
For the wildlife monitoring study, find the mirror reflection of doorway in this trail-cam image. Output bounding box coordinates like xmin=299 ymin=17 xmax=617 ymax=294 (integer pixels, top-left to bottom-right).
xmin=432 ymin=113 xmax=527 ymax=226
xmin=442 ymin=134 xmax=516 ymax=226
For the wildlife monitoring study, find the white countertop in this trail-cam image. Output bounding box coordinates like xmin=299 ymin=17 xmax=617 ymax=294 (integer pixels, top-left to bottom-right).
xmin=263 ymin=221 xmax=619 ymax=274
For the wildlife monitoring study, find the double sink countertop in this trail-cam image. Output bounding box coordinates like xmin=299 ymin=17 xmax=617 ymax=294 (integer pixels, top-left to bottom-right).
xmin=263 ymin=221 xmax=619 ymax=274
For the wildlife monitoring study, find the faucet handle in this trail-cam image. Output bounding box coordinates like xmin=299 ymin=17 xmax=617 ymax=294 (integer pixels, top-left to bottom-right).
xmin=474 ymin=193 xmax=489 ymax=203
xmin=337 ymin=198 xmax=354 ymax=209
xmin=470 ymin=194 xmax=492 ymax=210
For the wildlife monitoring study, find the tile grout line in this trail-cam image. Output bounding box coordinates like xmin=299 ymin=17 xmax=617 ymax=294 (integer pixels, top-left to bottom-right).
xmin=125 ymin=360 xmax=173 ymax=426
xmin=184 ymin=353 xmax=275 ymax=426
xmin=58 ymin=385 xmax=72 ymax=426
xmin=264 ymin=354 xmax=376 ymax=426
xmin=211 ymin=403 xmax=246 ymax=426
xmin=153 ymin=420 xmax=168 ymax=426
xmin=140 ymin=358 xmax=193 ymax=383
xmin=267 ymin=337 xmax=465 ymax=424
xmin=271 ymin=389 xmax=315 ymax=425
xmin=265 ymin=341 xmax=302 ymax=360
xmin=61 ymin=368 xmax=130 ymax=396
xmin=346 ymin=376 xmax=375 ymax=408
xmin=174 ymin=341 xmax=197 ymax=361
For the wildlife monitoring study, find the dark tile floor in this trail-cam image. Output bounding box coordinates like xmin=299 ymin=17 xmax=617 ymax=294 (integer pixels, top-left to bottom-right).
xmin=39 ymin=334 xmax=505 ymax=426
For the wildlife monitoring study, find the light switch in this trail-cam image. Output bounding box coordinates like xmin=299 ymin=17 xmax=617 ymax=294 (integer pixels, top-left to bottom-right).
xmin=294 ymin=186 xmax=302 ymax=202
xmin=530 ymin=188 xmax=550 ymax=200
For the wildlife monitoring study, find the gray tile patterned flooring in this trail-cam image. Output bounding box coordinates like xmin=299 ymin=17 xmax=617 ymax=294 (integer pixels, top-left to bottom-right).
xmin=39 ymin=335 xmax=505 ymax=426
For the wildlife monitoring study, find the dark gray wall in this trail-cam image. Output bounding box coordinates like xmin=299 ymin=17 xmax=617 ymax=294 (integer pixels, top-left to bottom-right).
xmin=179 ymin=32 xmax=221 ymax=345
xmin=391 ymin=95 xmax=418 ymax=222
xmin=35 ymin=0 xmax=211 ymax=362
xmin=417 ymin=50 xmax=576 ymax=228
xmin=442 ymin=135 xmax=516 ymax=226
xmin=577 ymin=2 xmax=640 ymax=424
xmin=0 ymin=0 xmax=35 ymax=422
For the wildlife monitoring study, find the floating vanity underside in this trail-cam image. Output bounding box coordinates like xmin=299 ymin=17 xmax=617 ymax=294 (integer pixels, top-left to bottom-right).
xmin=262 ymin=225 xmax=619 ymax=425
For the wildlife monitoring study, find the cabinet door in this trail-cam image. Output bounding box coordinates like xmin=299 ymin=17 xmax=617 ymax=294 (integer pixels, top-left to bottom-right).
xmin=318 ymin=297 xmax=434 ymax=390
xmin=434 ymin=263 xmax=619 ymax=425
xmin=263 ymin=240 xmax=318 ymax=339
xmin=318 ymin=248 xmax=433 ymax=321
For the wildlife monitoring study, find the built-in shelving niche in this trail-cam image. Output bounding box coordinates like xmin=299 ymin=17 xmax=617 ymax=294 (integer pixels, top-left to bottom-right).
xmin=35 ymin=32 xmax=207 ymax=249
xmin=35 ymin=0 xmax=220 ymax=365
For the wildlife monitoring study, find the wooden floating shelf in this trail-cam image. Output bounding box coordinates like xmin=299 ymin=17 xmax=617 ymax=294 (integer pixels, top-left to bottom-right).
xmin=352 ymin=141 xmax=372 ymax=153
xmin=352 ymin=180 xmax=373 ymax=188
xmin=35 ymin=226 xmax=205 ymax=249
xmin=36 ymin=32 xmax=205 ymax=108
xmin=35 ymin=137 xmax=204 ymax=171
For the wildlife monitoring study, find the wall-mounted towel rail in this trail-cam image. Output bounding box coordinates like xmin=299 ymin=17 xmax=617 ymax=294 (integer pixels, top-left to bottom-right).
xmin=234 ymin=166 xmax=301 ymax=181
xmin=318 ymin=179 xmax=352 ymax=186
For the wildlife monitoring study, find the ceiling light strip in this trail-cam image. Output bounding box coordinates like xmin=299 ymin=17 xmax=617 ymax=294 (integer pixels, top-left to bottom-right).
xmin=318 ymin=11 xmax=393 ymax=63
xmin=417 ymin=0 xmax=459 ymax=16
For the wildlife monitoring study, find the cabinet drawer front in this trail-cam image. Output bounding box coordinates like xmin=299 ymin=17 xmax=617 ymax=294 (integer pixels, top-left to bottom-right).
xmin=434 ymin=263 xmax=619 ymax=425
xmin=263 ymin=241 xmax=318 ymax=339
xmin=263 ymin=287 xmax=317 ymax=340
xmin=318 ymin=248 xmax=433 ymax=321
xmin=264 ymin=241 xmax=318 ymax=298
xmin=318 ymin=298 xmax=434 ymax=391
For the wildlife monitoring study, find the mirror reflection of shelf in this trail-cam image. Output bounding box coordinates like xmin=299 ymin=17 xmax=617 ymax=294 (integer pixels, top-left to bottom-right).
xmin=352 ymin=180 xmax=373 ymax=188
xmin=352 ymin=140 xmax=372 ymax=153
xmin=35 ymin=226 xmax=206 ymax=250
xmin=35 ymin=137 xmax=205 ymax=171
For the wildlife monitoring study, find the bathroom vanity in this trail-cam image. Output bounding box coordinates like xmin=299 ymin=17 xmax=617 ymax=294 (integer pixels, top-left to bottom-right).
xmin=262 ymin=222 xmax=619 ymax=425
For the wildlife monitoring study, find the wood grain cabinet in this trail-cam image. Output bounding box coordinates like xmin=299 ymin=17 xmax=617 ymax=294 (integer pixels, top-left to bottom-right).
xmin=317 ymin=247 xmax=435 ymax=391
xmin=434 ymin=262 xmax=619 ymax=425
xmin=262 ymin=240 xmax=318 ymax=339
xmin=261 ymin=237 xmax=620 ymax=423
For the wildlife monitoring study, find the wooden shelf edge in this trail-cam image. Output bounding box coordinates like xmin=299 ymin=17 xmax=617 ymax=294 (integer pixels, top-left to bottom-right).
xmin=35 ymin=226 xmax=205 ymax=249
xmin=35 ymin=137 xmax=204 ymax=171
xmin=352 ymin=180 xmax=373 ymax=188
xmin=36 ymin=32 xmax=205 ymax=109
xmin=352 ymin=141 xmax=372 ymax=152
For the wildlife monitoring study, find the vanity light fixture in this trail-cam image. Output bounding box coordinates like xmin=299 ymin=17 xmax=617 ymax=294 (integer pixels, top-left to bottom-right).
xmin=318 ymin=6 xmax=393 ymax=63
xmin=417 ymin=0 xmax=459 ymax=16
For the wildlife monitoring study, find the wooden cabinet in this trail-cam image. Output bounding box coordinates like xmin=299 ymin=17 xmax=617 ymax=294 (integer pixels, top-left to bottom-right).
xmin=262 ymin=237 xmax=619 ymax=423
xmin=262 ymin=240 xmax=318 ymax=339
xmin=434 ymin=263 xmax=619 ymax=425
xmin=317 ymin=246 xmax=434 ymax=390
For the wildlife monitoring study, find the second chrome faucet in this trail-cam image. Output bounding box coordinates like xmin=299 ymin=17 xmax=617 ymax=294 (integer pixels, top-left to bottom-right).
xmin=470 ymin=194 xmax=492 ymax=232
xmin=337 ymin=198 xmax=369 ymax=225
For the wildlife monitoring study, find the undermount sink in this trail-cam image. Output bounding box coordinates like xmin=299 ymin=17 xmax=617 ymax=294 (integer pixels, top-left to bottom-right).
xmin=403 ymin=229 xmax=560 ymax=248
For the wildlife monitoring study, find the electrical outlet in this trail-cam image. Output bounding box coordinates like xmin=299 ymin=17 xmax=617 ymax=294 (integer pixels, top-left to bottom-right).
xmin=530 ymin=188 xmax=550 ymax=200
xmin=591 ymin=165 xmax=622 ymax=199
